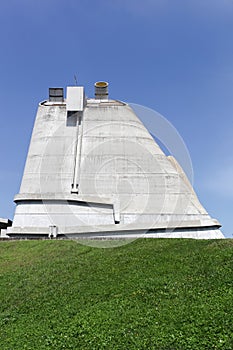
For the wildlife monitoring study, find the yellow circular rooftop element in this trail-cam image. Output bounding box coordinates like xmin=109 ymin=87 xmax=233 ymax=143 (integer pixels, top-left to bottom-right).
xmin=95 ymin=81 xmax=109 ymax=88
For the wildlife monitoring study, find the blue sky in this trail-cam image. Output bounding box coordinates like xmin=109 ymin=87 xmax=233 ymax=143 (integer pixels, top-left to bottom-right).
xmin=0 ymin=0 xmax=232 ymax=237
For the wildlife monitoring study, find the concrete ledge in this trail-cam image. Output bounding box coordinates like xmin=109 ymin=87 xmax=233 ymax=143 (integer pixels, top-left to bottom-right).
xmin=7 ymin=219 xmax=222 ymax=236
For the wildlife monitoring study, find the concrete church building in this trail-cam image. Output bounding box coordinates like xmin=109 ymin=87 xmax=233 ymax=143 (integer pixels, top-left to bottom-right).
xmin=7 ymin=82 xmax=224 ymax=239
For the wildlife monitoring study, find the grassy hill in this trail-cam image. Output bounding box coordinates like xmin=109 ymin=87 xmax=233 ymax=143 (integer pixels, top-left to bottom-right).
xmin=0 ymin=238 xmax=232 ymax=349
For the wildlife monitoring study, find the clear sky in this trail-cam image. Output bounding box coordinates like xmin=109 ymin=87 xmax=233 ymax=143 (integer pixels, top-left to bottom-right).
xmin=0 ymin=0 xmax=232 ymax=237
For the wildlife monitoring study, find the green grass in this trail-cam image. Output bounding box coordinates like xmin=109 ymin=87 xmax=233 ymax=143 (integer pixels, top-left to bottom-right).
xmin=0 ymin=239 xmax=232 ymax=349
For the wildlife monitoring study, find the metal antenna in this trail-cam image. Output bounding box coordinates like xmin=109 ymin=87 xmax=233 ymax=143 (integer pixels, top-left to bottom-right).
xmin=74 ymin=75 xmax=78 ymax=86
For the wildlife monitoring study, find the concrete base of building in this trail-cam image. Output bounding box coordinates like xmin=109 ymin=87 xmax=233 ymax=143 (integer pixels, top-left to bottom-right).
xmin=7 ymin=223 xmax=224 ymax=240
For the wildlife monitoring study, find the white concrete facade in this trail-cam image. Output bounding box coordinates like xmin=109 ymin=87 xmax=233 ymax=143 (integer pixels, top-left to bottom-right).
xmin=7 ymin=84 xmax=224 ymax=239
xmin=0 ymin=218 xmax=12 ymax=236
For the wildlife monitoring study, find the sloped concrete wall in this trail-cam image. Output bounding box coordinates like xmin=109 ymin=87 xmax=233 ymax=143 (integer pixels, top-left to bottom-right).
xmin=8 ymin=93 xmax=223 ymax=239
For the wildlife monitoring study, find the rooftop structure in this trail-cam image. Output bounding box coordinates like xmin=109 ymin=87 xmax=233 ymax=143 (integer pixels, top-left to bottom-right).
xmin=7 ymin=82 xmax=224 ymax=239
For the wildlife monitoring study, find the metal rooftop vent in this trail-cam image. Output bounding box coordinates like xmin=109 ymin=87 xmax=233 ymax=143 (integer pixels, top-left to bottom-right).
xmin=49 ymin=88 xmax=64 ymax=102
xmin=95 ymin=81 xmax=109 ymax=99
